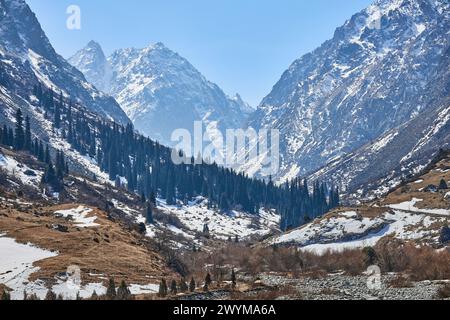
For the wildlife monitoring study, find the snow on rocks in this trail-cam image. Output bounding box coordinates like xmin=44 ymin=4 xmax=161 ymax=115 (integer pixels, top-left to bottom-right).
xmin=0 ymin=235 xmax=58 ymax=300
xmin=158 ymin=197 xmax=280 ymax=240
xmin=111 ymin=197 xmax=280 ymax=242
xmin=0 ymin=153 xmax=43 ymax=187
xmin=54 ymin=206 xmax=99 ymax=228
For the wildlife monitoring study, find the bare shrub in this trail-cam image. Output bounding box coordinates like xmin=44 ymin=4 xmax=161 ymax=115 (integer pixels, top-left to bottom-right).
xmin=230 ymin=285 xmax=301 ymax=300
xmin=153 ymin=211 xmax=185 ymax=229
xmin=389 ymin=275 xmax=414 ymax=288
xmin=375 ymin=240 xmax=450 ymax=281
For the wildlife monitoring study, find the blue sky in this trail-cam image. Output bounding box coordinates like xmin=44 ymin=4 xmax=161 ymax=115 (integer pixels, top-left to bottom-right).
xmin=27 ymin=0 xmax=373 ymax=106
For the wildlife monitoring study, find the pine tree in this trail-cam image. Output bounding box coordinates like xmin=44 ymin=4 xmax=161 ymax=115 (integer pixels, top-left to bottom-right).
xmin=91 ymin=290 xmax=98 ymax=300
xmin=38 ymin=141 xmax=45 ymax=162
xmin=158 ymin=278 xmax=168 ymax=297
xmin=24 ymin=116 xmax=31 ymax=151
xmin=117 ymin=280 xmax=132 ymax=300
xmin=44 ymin=144 xmax=51 ymax=164
xmin=106 ymin=278 xmax=116 ymax=300
xmin=7 ymin=127 xmax=14 ymax=147
xmin=1 ymin=290 xmax=10 ymax=300
xmin=439 ymin=179 xmax=448 ymax=190
xmin=54 ymin=101 xmax=61 ymax=129
xmin=14 ymin=108 xmax=24 ymax=150
xmin=44 ymin=289 xmax=57 ymax=300
xmin=149 ymin=191 xmax=157 ymax=207
xmin=231 ymin=269 xmax=237 ymax=289
xmin=1 ymin=125 xmax=8 ymax=145
xmin=170 ymin=280 xmax=178 ymax=295
xmin=203 ymin=273 xmax=212 ymax=292
xmin=439 ymin=225 xmax=450 ymax=244
xmin=145 ymin=202 xmax=153 ymax=224
xmin=189 ymin=277 xmax=196 ymax=293
xmin=179 ymin=278 xmax=188 ymax=293
xmin=202 ymin=223 xmax=210 ymax=238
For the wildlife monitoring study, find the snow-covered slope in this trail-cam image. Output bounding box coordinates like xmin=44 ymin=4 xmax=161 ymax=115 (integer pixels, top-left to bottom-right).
xmin=270 ymin=209 xmax=446 ymax=255
xmin=269 ymin=152 xmax=450 ymax=253
xmin=69 ymin=41 xmax=251 ymax=146
xmin=0 ymin=0 xmax=129 ymax=125
xmin=248 ymin=0 xmax=449 ymax=187
xmin=0 ymin=234 xmax=58 ymax=300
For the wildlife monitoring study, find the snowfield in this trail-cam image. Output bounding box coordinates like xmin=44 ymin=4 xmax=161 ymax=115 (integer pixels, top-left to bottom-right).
xmin=0 ymin=235 xmax=58 ymax=300
xmin=54 ymin=206 xmax=99 ymax=228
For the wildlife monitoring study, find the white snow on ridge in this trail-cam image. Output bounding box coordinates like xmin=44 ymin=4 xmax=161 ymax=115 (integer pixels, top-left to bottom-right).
xmin=0 ymin=235 xmax=58 ymax=300
xmin=54 ymin=206 xmax=99 ymax=228
xmin=387 ymin=198 xmax=450 ymax=216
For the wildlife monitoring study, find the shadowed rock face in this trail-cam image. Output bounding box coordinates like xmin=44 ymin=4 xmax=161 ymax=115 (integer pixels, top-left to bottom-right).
xmin=247 ymin=0 xmax=449 ymax=188
xmin=70 ymin=42 xmax=252 ymax=147
xmin=0 ymin=0 xmax=130 ymax=125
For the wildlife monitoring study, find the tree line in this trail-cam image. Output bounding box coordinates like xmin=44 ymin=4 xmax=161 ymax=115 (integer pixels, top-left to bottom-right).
xmin=0 ymin=108 xmax=68 ymax=192
xmin=1 ymin=84 xmax=341 ymax=230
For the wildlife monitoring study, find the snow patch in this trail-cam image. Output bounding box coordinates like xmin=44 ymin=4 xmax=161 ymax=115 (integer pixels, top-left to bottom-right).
xmin=54 ymin=206 xmax=99 ymax=228
xmin=0 ymin=235 xmax=58 ymax=300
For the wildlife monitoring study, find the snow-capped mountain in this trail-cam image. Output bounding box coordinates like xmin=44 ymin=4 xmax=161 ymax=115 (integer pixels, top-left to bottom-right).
xmin=67 ymin=41 xmax=113 ymax=94
xmin=69 ymin=42 xmax=251 ymax=146
xmin=248 ymin=0 xmax=449 ymax=186
xmin=0 ymin=0 xmax=129 ymax=125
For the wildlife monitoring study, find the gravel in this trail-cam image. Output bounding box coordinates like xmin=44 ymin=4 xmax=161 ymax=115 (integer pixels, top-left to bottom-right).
xmin=258 ymin=273 xmax=446 ymax=300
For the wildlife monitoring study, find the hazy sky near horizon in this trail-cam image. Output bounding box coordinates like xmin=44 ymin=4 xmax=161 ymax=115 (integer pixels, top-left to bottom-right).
xmin=27 ymin=0 xmax=373 ymax=106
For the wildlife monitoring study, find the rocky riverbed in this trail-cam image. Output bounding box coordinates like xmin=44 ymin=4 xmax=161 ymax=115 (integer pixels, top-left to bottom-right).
xmin=258 ymin=273 xmax=448 ymax=300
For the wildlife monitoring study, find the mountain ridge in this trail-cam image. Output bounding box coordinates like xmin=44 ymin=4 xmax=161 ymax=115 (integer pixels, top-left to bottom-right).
xmin=246 ymin=0 xmax=449 ymax=191
xmin=69 ymin=41 xmax=252 ymax=147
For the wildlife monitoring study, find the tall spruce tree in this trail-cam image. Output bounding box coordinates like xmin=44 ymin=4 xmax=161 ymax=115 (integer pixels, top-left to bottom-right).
xmin=158 ymin=279 xmax=168 ymax=297
xmin=145 ymin=202 xmax=153 ymax=224
xmin=24 ymin=116 xmax=31 ymax=151
xmin=14 ymin=108 xmax=24 ymax=150
xmin=106 ymin=278 xmax=116 ymax=299
xmin=189 ymin=277 xmax=196 ymax=293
